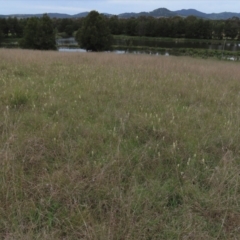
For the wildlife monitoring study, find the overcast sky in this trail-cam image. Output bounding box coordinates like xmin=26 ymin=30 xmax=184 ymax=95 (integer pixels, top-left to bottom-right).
xmin=1 ymin=0 xmax=240 ymax=15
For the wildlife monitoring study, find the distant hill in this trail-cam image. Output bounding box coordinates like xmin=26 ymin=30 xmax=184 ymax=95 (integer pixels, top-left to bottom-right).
xmin=151 ymin=8 xmax=176 ymax=17
xmin=174 ymin=9 xmax=208 ymax=18
xmin=118 ymin=8 xmax=176 ymax=18
xmin=208 ymin=12 xmax=240 ymax=20
xmin=1 ymin=8 xmax=240 ymax=20
xmin=174 ymin=9 xmax=240 ymax=19
xmin=72 ymin=12 xmax=89 ymax=18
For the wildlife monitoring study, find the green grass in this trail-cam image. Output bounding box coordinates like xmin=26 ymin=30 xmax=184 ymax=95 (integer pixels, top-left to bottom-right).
xmin=1 ymin=49 xmax=240 ymax=239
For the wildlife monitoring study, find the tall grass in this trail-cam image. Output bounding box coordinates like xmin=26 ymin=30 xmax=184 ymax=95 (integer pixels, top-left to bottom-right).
xmin=0 ymin=49 xmax=240 ymax=239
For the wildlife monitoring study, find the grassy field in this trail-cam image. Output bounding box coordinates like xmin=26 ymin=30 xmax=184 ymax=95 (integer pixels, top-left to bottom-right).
xmin=0 ymin=49 xmax=240 ymax=239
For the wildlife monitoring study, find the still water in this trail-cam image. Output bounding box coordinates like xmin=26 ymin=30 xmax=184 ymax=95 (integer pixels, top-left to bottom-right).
xmin=57 ymin=37 xmax=240 ymax=52
xmin=115 ymin=38 xmax=240 ymax=51
xmin=58 ymin=48 xmax=171 ymax=57
xmin=57 ymin=38 xmax=240 ymax=60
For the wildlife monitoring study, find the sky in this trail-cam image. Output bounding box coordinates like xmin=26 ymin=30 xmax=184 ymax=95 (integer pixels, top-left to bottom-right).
xmin=1 ymin=0 xmax=240 ymax=15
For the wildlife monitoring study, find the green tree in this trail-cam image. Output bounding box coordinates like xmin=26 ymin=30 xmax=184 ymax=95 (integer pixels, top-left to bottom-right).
xmin=20 ymin=17 xmax=39 ymax=49
xmin=212 ymin=20 xmax=224 ymax=39
xmin=0 ymin=18 xmax=8 ymax=37
xmin=125 ymin=18 xmax=138 ymax=36
xmin=21 ymin=14 xmax=56 ymax=50
xmin=108 ymin=16 xmax=121 ymax=35
xmin=194 ymin=19 xmax=212 ymax=39
xmin=136 ymin=16 xmax=148 ymax=37
xmin=168 ymin=16 xmax=185 ymax=38
xmin=37 ymin=14 xmax=56 ymax=50
xmin=145 ymin=17 xmax=157 ymax=37
xmin=0 ymin=30 xmax=3 ymax=46
xmin=6 ymin=17 xmax=21 ymax=37
xmin=76 ymin=11 xmax=113 ymax=51
xmin=156 ymin=18 xmax=170 ymax=37
xmin=224 ymin=18 xmax=239 ymax=40
xmin=185 ymin=16 xmax=198 ymax=38
xmin=57 ymin=18 xmax=75 ymax=37
xmin=0 ymin=20 xmax=4 ymax=45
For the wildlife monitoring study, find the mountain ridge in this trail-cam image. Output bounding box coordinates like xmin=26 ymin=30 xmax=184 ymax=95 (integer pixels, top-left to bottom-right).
xmin=1 ymin=8 xmax=240 ymax=20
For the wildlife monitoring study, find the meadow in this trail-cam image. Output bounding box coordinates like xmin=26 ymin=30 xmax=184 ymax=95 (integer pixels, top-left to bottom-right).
xmin=0 ymin=49 xmax=240 ymax=239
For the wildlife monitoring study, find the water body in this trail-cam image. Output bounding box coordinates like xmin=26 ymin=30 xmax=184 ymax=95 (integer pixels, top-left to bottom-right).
xmin=115 ymin=38 xmax=240 ymax=52
xmin=58 ymin=48 xmax=151 ymax=56
xmin=57 ymin=37 xmax=240 ymax=52
xmin=58 ymin=48 xmax=171 ymax=57
xmin=56 ymin=37 xmax=78 ymax=46
xmin=57 ymin=38 xmax=240 ymax=60
xmin=59 ymin=48 xmax=86 ymax=52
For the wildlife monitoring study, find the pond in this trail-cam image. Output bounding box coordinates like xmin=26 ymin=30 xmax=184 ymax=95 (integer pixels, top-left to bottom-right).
xmin=59 ymin=47 xmax=170 ymax=55
xmin=56 ymin=37 xmax=78 ymax=46
xmin=57 ymin=37 xmax=240 ymax=60
xmin=57 ymin=37 xmax=240 ymax=52
xmin=114 ymin=38 xmax=240 ymax=52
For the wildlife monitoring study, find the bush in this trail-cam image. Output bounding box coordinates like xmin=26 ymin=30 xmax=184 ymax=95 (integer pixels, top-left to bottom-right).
xmin=21 ymin=14 xmax=56 ymax=50
xmin=76 ymin=11 xmax=113 ymax=52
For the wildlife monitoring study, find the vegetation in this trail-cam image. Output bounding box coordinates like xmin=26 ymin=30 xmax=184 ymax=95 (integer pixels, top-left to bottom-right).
xmin=1 ymin=14 xmax=240 ymax=42
xmin=0 ymin=30 xmax=3 ymax=46
xmin=76 ymin=11 xmax=113 ymax=51
xmin=0 ymin=19 xmax=5 ymax=45
xmin=20 ymin=14 xmax=56 ymax=50
xmin=1 ymin=49 xmax=240 ymax=239
xmin=112 ymin=45 xmax=240 ymax=61
xmin=54 ymin=18 xmax=83 ymax=38
xmin=106 ymin=16 xmax=240 ymax=40
xmin=0 ymin=17 xmax=25 ymax=38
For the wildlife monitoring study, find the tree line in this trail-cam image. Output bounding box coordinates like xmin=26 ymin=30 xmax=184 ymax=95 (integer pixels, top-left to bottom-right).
xmin=53 ymin=15 xmax=240 ymax=40
xmin=1 ymin=14 xmax=240 ymax=40
xmin=1 ymin=13 xmax=240 ymax=50
xmin=0 ymin=16 xmax=82 ymax=40
xmin=0 ymin=15 xmax=56 ymax=50
xmin=107 ymin=16 xmax=240 ymax=40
